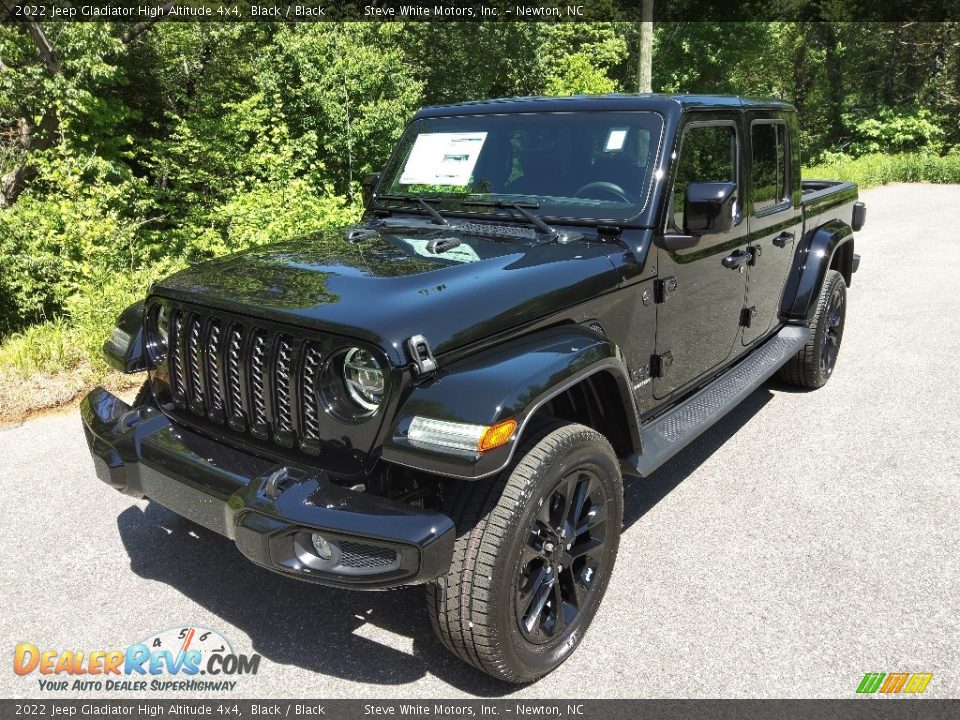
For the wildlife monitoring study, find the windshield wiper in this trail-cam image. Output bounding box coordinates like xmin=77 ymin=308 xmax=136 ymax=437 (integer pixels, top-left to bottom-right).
xmin=377 ymin=193 xmax=448 ymax=225
xmin=461 ymin=199 xmax=579 ymax=243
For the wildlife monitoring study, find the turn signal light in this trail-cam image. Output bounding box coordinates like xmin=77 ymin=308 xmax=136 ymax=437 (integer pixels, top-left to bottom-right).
xmin=478 ymin=419 xmax=517 ymax=452
xmin=407 ymin=416 xmax=518 ymax=456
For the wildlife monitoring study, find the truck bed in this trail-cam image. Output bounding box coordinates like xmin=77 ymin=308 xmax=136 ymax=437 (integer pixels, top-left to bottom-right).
xmin=801 ymin=179 xmax=859 ymax=230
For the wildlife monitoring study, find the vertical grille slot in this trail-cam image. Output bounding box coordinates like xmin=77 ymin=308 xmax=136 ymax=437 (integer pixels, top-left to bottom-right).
xmin=205 ymin=318 xmax=224 ymax=421
xmin=300 ymin=342 xmax=323 ymax=443
xmin=273 ymin=335 xmax=295 ymax=444
xmin=186 ymin=313 xmax=205 ymax=412
xmin=249 ymin=330 xmax=269 ymax=437
xmin=168 ymin=309 xmax=187 ymax=405
xmin=225 ymin=325 xmax=245 ymax=429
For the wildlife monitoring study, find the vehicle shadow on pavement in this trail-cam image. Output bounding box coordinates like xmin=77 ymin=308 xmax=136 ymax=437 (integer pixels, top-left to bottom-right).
xmin=116 ymin=498 xmax=522 ymax=695
xmin=622 ymin=387 xmax=774 ymax=530
xmin=115 ymin=386 xmax=774 ymax=695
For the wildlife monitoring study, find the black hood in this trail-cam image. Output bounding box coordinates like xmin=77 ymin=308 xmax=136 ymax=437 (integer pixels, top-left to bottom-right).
xmin=154 ymin=223 xmax=620 ymax=363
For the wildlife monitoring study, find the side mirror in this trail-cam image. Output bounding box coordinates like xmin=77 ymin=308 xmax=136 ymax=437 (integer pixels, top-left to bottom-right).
xmin=361 ymin=172 xmax=381 ymax=209
xmin=684 ymin=181 xmax=737 ymax=235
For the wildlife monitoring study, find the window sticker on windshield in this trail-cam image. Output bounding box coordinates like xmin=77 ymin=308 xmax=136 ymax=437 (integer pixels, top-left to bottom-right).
xmin=399 ymin=132 xmax=488 ymax=186
xmin=604 ymin=128 xmax=628 ymax=152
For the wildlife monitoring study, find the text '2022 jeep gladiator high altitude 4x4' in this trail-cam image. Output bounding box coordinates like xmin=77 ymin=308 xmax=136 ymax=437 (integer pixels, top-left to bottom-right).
xmin=83 ymin=95 xmax=864 ymax=683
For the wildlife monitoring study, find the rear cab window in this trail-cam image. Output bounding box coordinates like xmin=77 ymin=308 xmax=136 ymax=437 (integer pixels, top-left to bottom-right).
xmin=751 ymin=120 xmax=790 ymax=214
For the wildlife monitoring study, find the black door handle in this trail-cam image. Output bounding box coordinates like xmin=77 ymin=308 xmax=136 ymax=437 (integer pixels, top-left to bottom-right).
xmin=722 ymin=249 xmax=750 ymax=269
xmin=772 ymin=231 xmax=794 ymax=248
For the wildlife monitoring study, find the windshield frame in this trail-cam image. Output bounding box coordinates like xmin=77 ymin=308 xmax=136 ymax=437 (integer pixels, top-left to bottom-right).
xmin=373 ymin=110 xmax=667 ymax=227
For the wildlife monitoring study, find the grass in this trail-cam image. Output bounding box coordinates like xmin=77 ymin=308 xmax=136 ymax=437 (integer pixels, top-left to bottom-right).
xmin=804 ymin=151 xmax=960 ymax=189
xmin=0 ymin=318 xmax=140 ymax=425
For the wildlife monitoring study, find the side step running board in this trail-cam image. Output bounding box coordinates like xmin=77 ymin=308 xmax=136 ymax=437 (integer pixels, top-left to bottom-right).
xmin=625 ymin=325 xmax=810 ymax=478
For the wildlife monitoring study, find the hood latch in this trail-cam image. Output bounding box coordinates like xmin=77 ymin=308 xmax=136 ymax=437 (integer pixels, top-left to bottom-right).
xmin=406 ymin=334 xmax=438 ymax=377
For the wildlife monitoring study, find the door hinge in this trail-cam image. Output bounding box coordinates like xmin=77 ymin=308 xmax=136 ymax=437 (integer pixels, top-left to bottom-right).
xmin=405 ymin=334 xmax=438 ymax=376
xmin=740 ymin=306 xmax=757 ymax=328
xmin=654 ymin=276 xmax=678 ymax=303
xmin=651 ymin=351 xmax=674 ymax=378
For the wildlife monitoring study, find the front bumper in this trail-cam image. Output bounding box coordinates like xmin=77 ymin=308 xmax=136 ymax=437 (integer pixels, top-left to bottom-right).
xmin=81 ymin=387 xmax=455 ymax=589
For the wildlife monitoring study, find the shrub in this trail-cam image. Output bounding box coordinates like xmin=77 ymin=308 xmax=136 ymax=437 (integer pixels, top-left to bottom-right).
xmin=842 ymin=107 xmax=947 ymax=157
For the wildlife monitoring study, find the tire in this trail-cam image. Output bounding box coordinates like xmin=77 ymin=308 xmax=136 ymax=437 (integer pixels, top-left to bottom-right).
xmin=426 ymin=422 xmax=623 ymax=683
xmin=777 ymin=269 xmax=847 ymax=389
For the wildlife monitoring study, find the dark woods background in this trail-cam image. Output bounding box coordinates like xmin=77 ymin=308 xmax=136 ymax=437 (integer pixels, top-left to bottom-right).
xmin=0 ymin=14 xmax=958 ymax=386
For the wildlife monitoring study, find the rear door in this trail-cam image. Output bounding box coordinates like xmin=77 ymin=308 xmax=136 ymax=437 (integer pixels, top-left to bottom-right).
xmin=654 ymin=115 xmax=749 ymax=399
xmin=742 ymin=113 xmax=802 ymax=344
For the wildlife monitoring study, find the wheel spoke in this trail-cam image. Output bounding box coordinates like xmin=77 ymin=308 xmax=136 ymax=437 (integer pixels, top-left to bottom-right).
xmin=536 ymin=497 xmax=553 ymax=528
xmin=522 ymin=575 xmax=554 ymax=634
xmin=575 ymin=501 xmax=605 ymax=536
xmin=568 ymin=536 xmax=604 ymax=561
xmin=550 ymin=581 xmax=566 ymax=634
xmin=557 ymin=475 xmax=577 ymax=530
xmin=563 ymin=565 xmax=588 ymax=609
xmin=519 ymin=540 xmax=545 ymax=566
xmin=568 ymin=474 xmax=590 ymax=528
xmin=519 ymin=563 xmax=548 ymax=603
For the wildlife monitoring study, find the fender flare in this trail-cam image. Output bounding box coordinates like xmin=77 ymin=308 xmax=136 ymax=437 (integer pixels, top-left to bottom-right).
xmin=780 ymin=219 xmax=854 ymax=323
xmin=103 ymin=301 xmax=147 ymax=374
xmin=380 ymin=326 xmax=641 ymax=480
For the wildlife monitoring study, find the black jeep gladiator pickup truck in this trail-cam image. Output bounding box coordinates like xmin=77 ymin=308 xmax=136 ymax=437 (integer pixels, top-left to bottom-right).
xmin=83 ymin=94 xmax=864 ymax=682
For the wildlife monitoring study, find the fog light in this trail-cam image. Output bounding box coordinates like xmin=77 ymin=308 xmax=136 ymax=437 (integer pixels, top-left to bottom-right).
xmin=311 ymin=532 xmax=333 ymax=560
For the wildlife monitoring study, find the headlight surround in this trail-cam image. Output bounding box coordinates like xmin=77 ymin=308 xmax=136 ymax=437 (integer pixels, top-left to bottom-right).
xmin=319 ymin=346 xmax=387 ymax=421
xmin=342 ymin=347 xmax=384 ymax=411
xmin=144 ymin=304 xmax=169 ymax=366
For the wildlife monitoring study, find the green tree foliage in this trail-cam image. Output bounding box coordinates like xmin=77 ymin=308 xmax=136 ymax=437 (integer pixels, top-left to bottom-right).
xmin=0 ymin=20 xmax=958 ymax=379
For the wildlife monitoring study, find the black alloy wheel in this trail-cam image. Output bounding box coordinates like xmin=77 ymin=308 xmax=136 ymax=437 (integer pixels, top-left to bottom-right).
xmin=515 ymin=468 xmax=610 ymax=644
xmin=819 ymin=282 xmax=845 ymax=378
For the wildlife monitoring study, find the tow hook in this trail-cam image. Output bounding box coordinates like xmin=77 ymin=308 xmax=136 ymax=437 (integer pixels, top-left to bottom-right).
xmin=263 ymin=467 xmax=311 ymax=500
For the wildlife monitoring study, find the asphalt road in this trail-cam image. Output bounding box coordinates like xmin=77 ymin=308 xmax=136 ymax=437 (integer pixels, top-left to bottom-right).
xmin=1 ymin=184 xmax=958 ymax=700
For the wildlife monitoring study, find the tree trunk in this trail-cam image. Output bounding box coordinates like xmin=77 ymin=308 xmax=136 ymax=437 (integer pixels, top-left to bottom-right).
xmin=637 ymin=0 xmax=654 ymax=93
xmin=1 ymin=117 xmax=42 ymax=208
xmin=2 ymin=17 xmax=171 ymax=208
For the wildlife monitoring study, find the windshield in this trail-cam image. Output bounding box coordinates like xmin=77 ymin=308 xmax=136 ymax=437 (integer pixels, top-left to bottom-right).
xmin=378 ymin=111 xmax=664 ymax=222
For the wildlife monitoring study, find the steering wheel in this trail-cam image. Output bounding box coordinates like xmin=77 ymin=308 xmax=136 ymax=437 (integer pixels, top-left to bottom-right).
xmin=574 ymin=181 xmax=632 ymax=204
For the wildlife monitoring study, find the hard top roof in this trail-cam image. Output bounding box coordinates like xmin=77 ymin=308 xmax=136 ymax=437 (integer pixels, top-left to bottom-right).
xmin=414 ymin=94 xmax=795 ymax=118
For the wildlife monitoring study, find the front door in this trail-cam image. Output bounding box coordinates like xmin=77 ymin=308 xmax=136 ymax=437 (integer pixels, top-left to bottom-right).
xmin=654 ymin=117 xmax=749 ymax=399
xmin=743 ymin=113 xmax=802 ymax=344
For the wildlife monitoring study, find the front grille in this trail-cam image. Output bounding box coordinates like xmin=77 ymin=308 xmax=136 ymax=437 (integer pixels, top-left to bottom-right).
xmin=164 ymin=304 xmax=350 ymax=455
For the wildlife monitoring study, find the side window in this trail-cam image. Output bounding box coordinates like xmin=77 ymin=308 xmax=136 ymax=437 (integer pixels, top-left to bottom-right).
xmin=751 ymin=121 xmax=789 ymax=212
xmin=669 ymin=124 xmax=738 ymax=232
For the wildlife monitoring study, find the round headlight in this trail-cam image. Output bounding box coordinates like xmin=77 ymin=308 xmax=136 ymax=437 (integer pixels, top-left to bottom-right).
xmin=342 ymin=347 xmax=384 ymax=412
xmin=146 ymin=305 xmax=169 ymax=365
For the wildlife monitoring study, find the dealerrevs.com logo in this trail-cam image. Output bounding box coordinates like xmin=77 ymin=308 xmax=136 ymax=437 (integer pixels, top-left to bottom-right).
xmin=13 ymin=626 xmax=261 ymax=692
